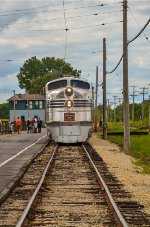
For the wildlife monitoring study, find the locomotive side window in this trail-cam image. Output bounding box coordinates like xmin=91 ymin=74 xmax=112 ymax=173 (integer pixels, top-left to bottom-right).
xmin=70 ymin=79 xmax=90 ymax=89
xmin=48 ymin=80 xmax=67 ymax=90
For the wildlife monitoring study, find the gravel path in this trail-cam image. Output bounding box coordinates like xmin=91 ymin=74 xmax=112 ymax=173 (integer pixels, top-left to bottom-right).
xmin=89 ymin=133 xmax=150 ymax=215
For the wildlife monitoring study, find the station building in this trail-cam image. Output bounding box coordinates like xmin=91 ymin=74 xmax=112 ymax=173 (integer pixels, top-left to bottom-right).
xmin=8 ymin=94 xmax=45 ymax=123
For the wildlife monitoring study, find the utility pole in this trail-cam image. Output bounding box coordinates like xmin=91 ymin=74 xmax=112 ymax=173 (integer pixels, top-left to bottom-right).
xmin=139 ymin=87 xmax=148 ymax=120
xmin=130 ymin=86 xmax=138 ymax=124
xmin=92 ymin=86 xmax=95 ymax=122
xmin=118 ymin=97 xmax=122 ymax=106
xmin=103 ymin=38 xmax=107 ymax=139
xmin=149 ymin=95 xmax=150 ymax=134
xmin=123 ymin=0 xmax=130 ymax=153
xmin=109 ymin=101 xmax=114 ymax=122
xmin=118 ymin=97 xmax=123 ymax=122
xmin=113 ymin=96 xmax=117 ymax=122
xmin=13 ymin=90 xmax=16 ymax=122
xmin=94 ymin=66 xmax=98 ymax=132
xmin=107 ymin=99 xmax=110 ymax=122
xmin=148 ymin=84 xmax=150 ymax=134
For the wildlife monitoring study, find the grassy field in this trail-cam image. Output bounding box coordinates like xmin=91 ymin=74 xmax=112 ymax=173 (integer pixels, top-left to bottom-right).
xmin=105 ymin=123 xmax=150 ymax=174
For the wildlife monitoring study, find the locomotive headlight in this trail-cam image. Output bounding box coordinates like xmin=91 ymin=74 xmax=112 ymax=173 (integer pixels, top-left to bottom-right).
xmin=65 ymin=100 xmax=73 ymax=108
xmin=65 ymin=87 xmax=73 ymax=96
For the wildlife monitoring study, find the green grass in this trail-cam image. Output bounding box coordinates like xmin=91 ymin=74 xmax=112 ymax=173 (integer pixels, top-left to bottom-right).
xmin=133 ymin=160 xmax=150 ymax=174
xmin=105 ymin=124 xmax=150 ymax=174
xmin=106 ymin=135 xmax=124 ymax=147
xmin=130 ymin=136 xmax=150 ymax=161
xmin=107 ymin=122 xmax=149 ymax=133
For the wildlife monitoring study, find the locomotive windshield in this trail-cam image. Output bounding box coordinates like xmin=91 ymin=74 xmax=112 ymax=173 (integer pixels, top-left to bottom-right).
xmin=70 ymin=79 xmax=90 ymax=89
xmin=48 ymin=80 xmax=67 ymax=90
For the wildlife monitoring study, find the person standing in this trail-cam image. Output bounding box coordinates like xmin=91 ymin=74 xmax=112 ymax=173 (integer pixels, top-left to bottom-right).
xmin=37 ymin=118 xmax=42 ymax=133
xmin=34 ymin=117 xmax=37 ymax=133
xmin=27 ymin=119 xmax=31 ymax=133
xmin=16 ymin=117 xmax=22 ymax=134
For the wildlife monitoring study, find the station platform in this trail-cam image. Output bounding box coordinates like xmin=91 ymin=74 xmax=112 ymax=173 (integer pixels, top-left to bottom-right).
xmin=0 ymin=128 xmax=49 ymax=203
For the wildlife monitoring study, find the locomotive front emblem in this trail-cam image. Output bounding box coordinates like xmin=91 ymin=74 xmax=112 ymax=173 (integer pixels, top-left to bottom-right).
xmin=64 ymin=113 xmax=75 ymax=122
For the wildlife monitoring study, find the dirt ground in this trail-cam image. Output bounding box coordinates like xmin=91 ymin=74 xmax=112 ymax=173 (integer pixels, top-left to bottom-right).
xmin=89 ymin=133 xmax=150 ymax=215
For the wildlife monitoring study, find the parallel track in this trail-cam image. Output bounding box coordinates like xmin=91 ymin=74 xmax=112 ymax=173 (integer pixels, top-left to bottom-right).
xmin=21 ymin=145 xmax=117 ymax=226
xmin=0 ymin=143 xmax=149 ymax=226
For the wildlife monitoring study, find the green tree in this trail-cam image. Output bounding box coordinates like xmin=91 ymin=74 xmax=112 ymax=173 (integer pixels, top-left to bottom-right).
xmin=134 ymin=103 xmax=142 ymax=121
xmin=0 ymin=103 xmax=9 ymax=119
xmin=30 ymin=71 xmax=62 ymax=94
xmin=17 ymin=56 xmax=81 ymax=93
xmin=17 ymin=56 xmax=42 ymax=92
xmin=97 ymin=104 xmax=103 ymax=121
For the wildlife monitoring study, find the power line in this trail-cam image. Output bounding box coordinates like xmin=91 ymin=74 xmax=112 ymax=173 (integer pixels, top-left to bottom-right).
xmin=128 ymin=5 xmax=150 ymax=44
xmin=0 ymin=2 xmax=123 ymax=18
xmin=0 ymin=59 xmax=13 ymax=62
xmin=23 ymin=20 xmax=122 ymax=32
xmin=63 ymin=0 xmax=68 ymax=59
xmin=130 ymin=85 xmax=138 ymax=122
xmin=0 ymin=50 xmax=102 ymax=62
xmin=128 ymin=18 xmax=150 ymax=44
xmin=1 ymin=0 xmax=115 ymax=14
xmin=107 ymin=60 xmax=122 ymax=82
xmin=0 ymin=2 xmax=61 ymax=14
xmin=0 ymin=1 xmax=85 ymax=14
xmin=107 ymin=18 xmax=150 ymax=75
xmin=0 ymin=20 xmax=122 ymax=32
xmin=0 ymin=88 xmax=14 ymax=94
xmin=107 ymin=55 xmax=123 ymax=74
xmin=0 ymin=10 xmax=122 ymax=28
xmin=66 ymin=50 xmax=102 ymax=59
xmin=68 ymin=20 xmax=123 ymax=31
xmin=139 ymin=87 xmax=149 ymax=120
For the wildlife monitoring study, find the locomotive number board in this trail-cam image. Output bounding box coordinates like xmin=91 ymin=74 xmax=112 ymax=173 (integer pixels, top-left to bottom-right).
xmin=64 ymin=113 xmax=75 ymax=121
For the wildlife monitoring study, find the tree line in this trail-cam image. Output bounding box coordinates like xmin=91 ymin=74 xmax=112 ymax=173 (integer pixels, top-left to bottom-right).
xmin=0 ymin=56 xmax=80 ymax=119
xmin=0 ymin=55 xmax=149 ymax=125
xmin=98 ymin=99 xmax=150 ymax=125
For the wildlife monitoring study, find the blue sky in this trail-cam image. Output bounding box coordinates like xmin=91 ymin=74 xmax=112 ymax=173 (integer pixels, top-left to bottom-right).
xmin=0 ymin=0 xmax=149 ymax=106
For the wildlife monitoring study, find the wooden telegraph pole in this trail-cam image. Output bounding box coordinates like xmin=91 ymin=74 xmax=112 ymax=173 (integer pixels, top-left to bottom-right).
xmin=139 ymin=87 xmax=149 ymax=120
xmin=94 ymin=66 xmax=98 ymax=132
xmin=113 ymin=95 xmax=117 ymax=122
xmin=123 ymin=0 xmax=130 ymax=153
xmin=103 ymin=38 xmax=107 ymax=139
xmin=130 ymin=86 xmax=138 ymax=124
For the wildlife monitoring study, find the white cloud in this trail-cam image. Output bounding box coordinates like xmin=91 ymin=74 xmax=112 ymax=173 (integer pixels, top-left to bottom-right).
xmin=0 ymin=0 xmax=149 ymax=104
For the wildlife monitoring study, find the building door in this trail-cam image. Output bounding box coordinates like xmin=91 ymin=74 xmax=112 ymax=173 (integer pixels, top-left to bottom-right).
xmin=21 ymin=116 xmax=25 ymax=122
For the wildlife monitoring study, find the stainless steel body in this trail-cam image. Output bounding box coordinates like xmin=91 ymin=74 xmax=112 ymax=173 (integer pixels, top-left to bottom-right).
xmin=45 ymin=76 xmax=93 ymax=143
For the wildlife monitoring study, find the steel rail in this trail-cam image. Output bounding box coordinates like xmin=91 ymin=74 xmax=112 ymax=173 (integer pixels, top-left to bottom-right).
xmin=82 ymin=145 xmax=129 ymax=227
xmin=16 ymin=145 xmax=58 ymax=227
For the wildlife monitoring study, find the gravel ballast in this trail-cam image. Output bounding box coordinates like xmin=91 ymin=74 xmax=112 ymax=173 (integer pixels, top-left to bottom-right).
xmin=89 ymin=133 xmax=150 ymax=215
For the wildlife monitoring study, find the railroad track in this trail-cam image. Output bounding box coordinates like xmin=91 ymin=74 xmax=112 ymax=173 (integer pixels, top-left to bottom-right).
xmin=0 ymin=143 xmax=149 ymax=226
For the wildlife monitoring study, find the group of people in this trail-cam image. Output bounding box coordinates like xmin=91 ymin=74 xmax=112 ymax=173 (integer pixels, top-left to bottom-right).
xmin=15 ymin=116 xmax=42 ymax=134
xmin=0 ymin=120 xmax=2 ymax=133
xmin=0 ymin=116 xmax=43 ymax=135
xmin=26 ymin=117 xmax=42 ymax=133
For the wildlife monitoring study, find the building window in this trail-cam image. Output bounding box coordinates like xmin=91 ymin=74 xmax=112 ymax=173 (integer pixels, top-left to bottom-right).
xmin=29 ymin=101 xmax=33 ymax=109
xmin=39 ymin=101 xmax=43 ymax=109
xmin=35 ymin=101 xmax=39 ymax=109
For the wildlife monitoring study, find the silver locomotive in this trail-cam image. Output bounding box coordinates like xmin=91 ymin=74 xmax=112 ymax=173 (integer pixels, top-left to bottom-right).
xmin=45 ymin=76 xmax=93 ymax=143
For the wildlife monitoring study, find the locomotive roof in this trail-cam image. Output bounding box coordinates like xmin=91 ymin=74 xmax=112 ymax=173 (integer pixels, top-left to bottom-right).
xmin=47 ymin=76 xmax=90 ymax=84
